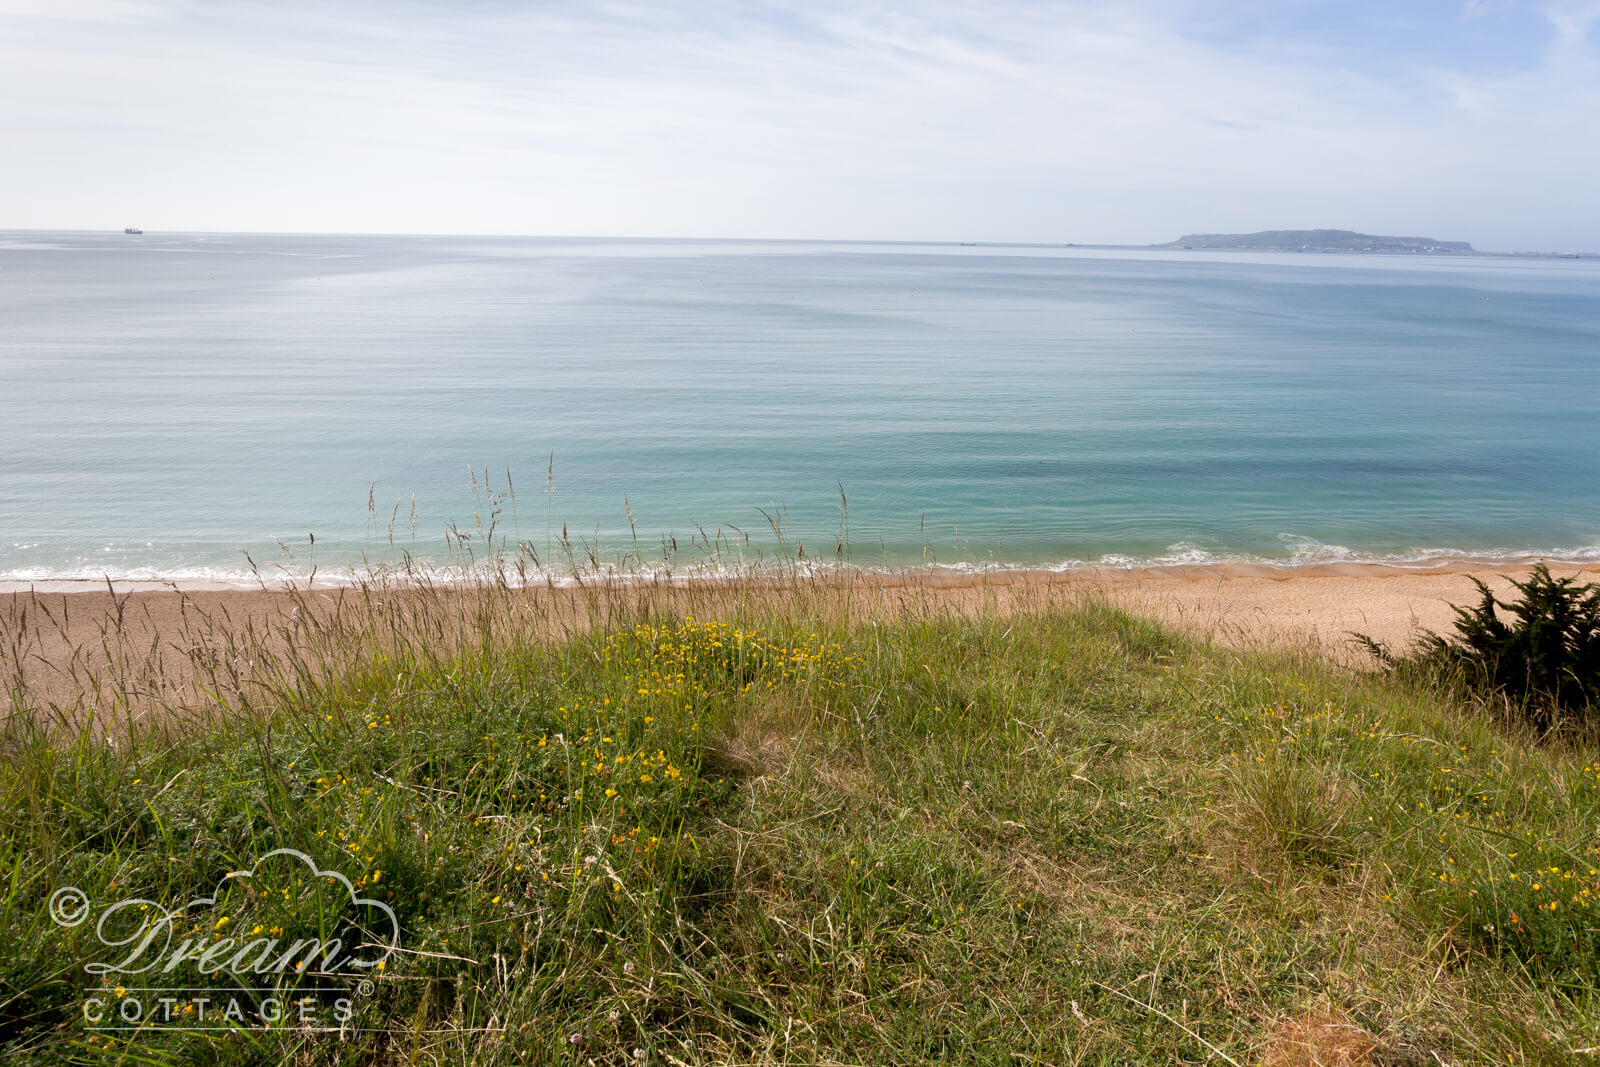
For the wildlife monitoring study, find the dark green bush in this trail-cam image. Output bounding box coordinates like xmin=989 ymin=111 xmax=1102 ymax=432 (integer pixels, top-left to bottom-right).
xmin=1357 ymin=564 xmax=1600 ymax=726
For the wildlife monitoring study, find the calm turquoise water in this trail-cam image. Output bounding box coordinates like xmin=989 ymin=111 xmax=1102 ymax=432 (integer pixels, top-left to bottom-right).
xmin=3 ymin=231 xmax=1598 ymax=584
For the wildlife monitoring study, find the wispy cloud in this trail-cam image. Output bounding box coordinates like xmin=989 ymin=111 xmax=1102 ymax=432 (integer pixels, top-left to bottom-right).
xmin=0 ymin=0 xmax=169 ymax=23
xmin=0 ymin=0 xmax=1594 ymax=248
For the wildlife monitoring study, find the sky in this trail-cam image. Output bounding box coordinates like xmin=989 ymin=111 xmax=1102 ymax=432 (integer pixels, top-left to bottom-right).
xmin=1 ymin=0 xmax=1597 ymax=249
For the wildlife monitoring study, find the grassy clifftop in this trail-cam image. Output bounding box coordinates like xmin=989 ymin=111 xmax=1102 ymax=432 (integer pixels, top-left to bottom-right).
xmin=2 ymin=584 xmax=1596 ymax=1064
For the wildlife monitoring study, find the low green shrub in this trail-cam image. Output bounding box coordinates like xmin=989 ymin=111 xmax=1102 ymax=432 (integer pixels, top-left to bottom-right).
xmin=1358 ymin=564 xmax=1600 ymax=727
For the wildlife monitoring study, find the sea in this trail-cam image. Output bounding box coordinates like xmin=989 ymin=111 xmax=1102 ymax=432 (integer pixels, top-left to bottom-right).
xmin=3 ymin=230 xmax=1598 ymax=587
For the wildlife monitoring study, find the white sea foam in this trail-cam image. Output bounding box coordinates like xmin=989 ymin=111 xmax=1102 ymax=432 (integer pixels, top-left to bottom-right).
xmin=9 ymin=537 xmax=1600 ymax=598
xmin=7 ymin=536 xmax=1600 ymax=593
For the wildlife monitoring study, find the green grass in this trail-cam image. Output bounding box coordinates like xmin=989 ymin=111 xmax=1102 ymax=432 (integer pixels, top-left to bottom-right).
xmin=3 ymin=590 xmax=1599 ymax=1064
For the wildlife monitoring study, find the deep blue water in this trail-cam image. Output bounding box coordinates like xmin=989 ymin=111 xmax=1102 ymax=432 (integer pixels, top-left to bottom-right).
xmin=2 ymin=231 xmax=1597 ymax=583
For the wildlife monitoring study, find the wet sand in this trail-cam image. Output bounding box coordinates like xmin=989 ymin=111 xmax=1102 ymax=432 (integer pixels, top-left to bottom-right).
xmin=5 ymin=561 xmax=1596 ymax=718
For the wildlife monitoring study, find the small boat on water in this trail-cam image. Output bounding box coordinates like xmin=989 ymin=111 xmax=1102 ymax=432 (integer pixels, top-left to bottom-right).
xmin=123 ymin=227 xmax=143 ymax=235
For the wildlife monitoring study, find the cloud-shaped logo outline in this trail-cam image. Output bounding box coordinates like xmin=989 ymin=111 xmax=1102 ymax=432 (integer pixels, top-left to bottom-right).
xmin=181 ymin=848 xmax=400 ymax=970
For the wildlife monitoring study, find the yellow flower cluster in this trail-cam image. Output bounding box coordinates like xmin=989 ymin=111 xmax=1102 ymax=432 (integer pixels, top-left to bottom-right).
xmin=603 ymin=616 xmax=859 ymax=694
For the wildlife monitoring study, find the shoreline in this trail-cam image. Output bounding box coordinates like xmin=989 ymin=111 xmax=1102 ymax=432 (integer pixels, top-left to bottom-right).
xmin=4 ymin=551 xmax=1596 ymax=596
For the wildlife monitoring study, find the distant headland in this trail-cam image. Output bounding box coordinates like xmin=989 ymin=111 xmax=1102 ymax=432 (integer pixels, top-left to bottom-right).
xmin=1153 ymin=229 xmax=1471 ymax=253
xmin=1045 ymin=229 xmax=1593 ymax=258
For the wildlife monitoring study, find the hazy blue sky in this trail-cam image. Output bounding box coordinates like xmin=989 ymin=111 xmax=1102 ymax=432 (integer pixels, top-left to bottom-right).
xmin=3 ymin=0 xmax=1597 ymax=248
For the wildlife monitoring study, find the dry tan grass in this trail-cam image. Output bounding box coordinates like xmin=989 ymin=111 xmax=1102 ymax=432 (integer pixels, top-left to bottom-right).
xmin=1260 ymin=1014 xmax=1379 ymax=1067
xmin=3 ymin=570 xmax=1074 ymax=726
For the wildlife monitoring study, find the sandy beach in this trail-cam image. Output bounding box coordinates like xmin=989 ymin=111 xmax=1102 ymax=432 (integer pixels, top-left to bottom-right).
xmin=5 ymin=559 xmax=1597 ymax=720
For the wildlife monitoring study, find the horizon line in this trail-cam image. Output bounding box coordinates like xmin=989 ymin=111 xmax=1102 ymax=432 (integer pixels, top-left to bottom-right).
xmin=5 ymin=226 xmax=1597 ymax=257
